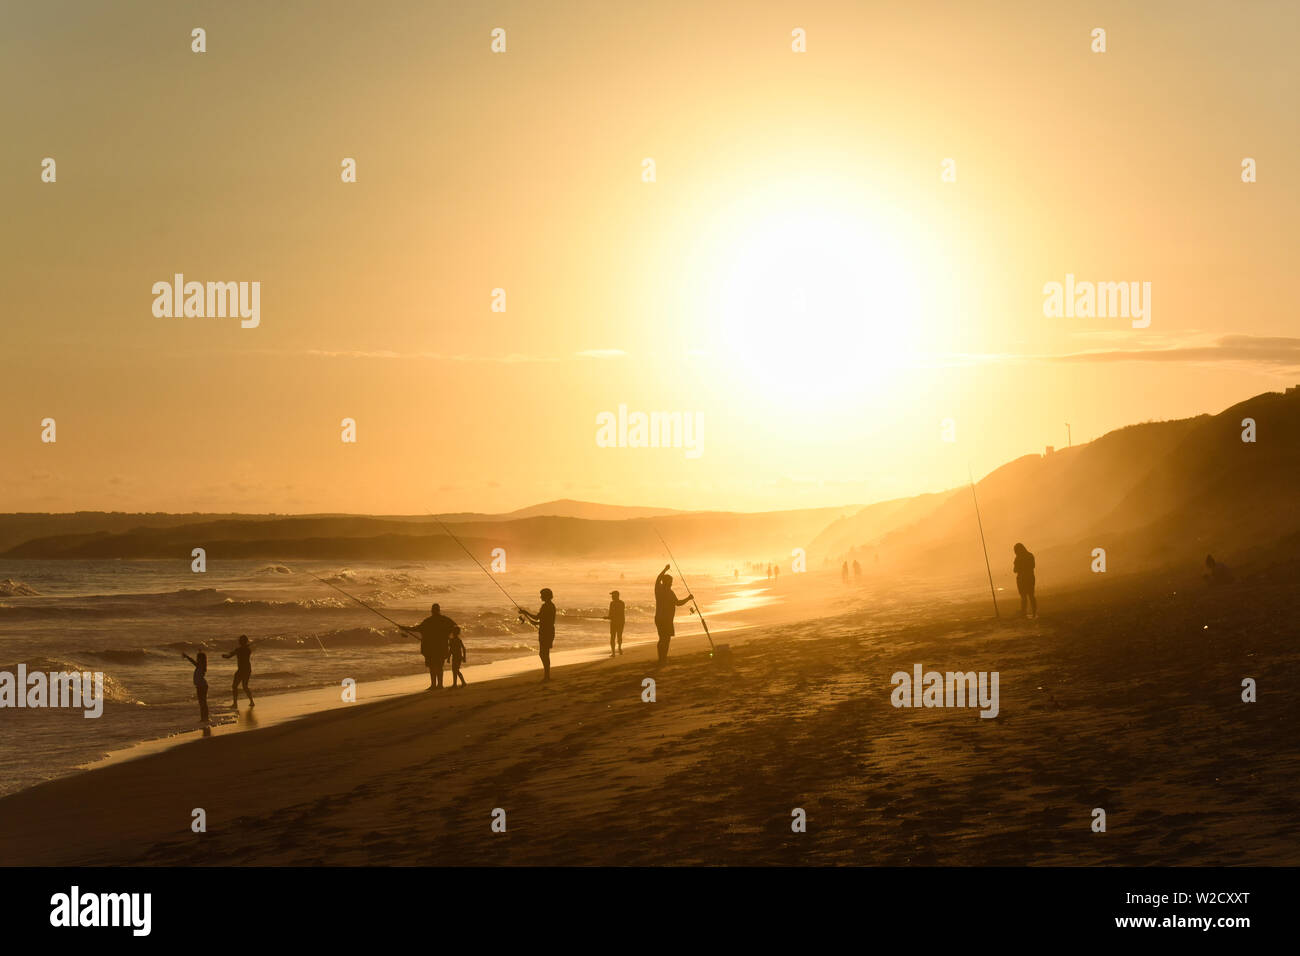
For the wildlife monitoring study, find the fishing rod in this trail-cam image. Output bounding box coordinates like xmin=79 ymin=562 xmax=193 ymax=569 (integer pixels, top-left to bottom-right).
xmin=428 ymin=514 xmax=529 ymax=620
xmin=653 ymin=527 xmax=716 ymax=653
xmin=968 ymin=465 xmax=1000 ymax=619
xmin=301 ymin=568 xmax=408 ymax=643
xmin=252 ymin=567 xmax=332 ymax=656
xmin=231 ymin=633 xmax=330 ymax=657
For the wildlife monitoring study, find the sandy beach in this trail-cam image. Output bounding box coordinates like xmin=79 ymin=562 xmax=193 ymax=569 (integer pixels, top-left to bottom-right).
xmin=2 ymin=561 xmax=1295 ymax=867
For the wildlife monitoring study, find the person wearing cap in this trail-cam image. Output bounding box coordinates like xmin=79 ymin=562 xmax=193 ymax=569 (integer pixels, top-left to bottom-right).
xmin=605 ymin=590 xmax=626 ymax=657
xmin=518 ymin=588 xmax=557 ymax=682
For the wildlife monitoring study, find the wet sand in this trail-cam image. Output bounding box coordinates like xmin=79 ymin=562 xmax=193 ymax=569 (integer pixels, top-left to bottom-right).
xmin=1 ymin=564 xmax=1295 ymax=866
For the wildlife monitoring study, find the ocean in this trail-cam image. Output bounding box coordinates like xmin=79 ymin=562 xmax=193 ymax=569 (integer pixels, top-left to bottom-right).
xmin=0 ymin=558 xmax=760 ymax=795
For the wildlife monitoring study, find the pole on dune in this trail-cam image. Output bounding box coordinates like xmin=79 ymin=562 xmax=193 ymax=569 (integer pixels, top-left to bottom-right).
xmin=968 ymin=466 xmax=1000 ymax=619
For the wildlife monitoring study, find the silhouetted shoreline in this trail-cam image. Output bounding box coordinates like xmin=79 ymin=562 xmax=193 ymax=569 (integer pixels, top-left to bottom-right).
xmin=2 ymin=560 xmax=1293 ymax=866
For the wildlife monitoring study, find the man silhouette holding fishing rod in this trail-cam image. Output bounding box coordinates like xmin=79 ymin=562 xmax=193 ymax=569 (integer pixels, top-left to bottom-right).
xmin=518 ymin=588 xmax=557 ymax=682
xmin=654 ymin=565 xmax=694 ymax=663
xmin=400 ymin=603 xmax=457 ymax=690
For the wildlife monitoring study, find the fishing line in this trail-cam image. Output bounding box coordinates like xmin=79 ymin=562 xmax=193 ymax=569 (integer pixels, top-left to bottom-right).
xmin=428 ymin=514 xmax=529 ymax=620
xmin=300 ymin=568 xmax=406 ymax=645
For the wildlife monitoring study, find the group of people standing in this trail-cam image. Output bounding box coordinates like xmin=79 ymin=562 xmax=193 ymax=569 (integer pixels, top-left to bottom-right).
xmin=179 ymin=548 xmax=1045 ymax=726
xmin=402 ymin=564 xmax=695 ymax=688
xmin=402 ymin=545 xmax=1043 ymax=695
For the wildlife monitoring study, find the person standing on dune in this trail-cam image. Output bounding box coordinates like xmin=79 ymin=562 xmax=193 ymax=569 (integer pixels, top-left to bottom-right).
xmin=1013 ymin=543 xmax=1037 ymax=618
xmin=518 ymin=588 xmax=557 ymax=681
xmin=1203 ymin=554 xmax=1233 ymax=585
xmin=401 ymin=602 xmax=457 ymax=690
xmin=653 ymin=565 xmax=694 ymax=664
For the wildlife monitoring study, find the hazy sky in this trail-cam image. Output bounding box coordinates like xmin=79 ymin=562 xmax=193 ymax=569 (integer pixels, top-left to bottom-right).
xmin=2 ymin=0 xmax=1297 ymax=514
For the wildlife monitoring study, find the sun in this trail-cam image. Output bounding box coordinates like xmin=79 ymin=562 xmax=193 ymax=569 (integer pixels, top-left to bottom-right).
xmin=707 ymin=204 xmax=924 ymax=407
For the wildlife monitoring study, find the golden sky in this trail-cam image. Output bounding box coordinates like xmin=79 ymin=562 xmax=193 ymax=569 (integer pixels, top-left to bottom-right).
xmin=2 ymin=0 xmax=1297 ymax=514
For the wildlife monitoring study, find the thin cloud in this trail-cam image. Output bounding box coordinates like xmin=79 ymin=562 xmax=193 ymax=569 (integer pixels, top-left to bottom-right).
xmin=936 ymin=334 xmax=1300 ymax=372
xmin=299 ymin=350 xmax=630 ymax=363
xmin=1046 ymin=334 xmax=1300 ymax=368
xmin=301 ymin=349 xmax=558 ymax=363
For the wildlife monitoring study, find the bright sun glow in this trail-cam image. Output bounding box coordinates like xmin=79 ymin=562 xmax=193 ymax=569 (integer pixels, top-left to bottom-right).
xmin=708 ymin=204 xmax=926 ymax=407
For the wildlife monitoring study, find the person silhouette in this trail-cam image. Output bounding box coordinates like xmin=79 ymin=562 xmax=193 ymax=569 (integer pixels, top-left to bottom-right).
xmin=1204 ymin=554 xmax=1233 ymax=585
xmin=401 ymin=602 xmax=457 ymax=690
xmin=841 ymin=561 xmax=849 ymax=583
xmin=181 ymin=650 xmax=209 ymax=724
xmin=606 ymin=590 xmax=625 ymax=657
xmin=653 ymin=564 xmax=694 ymax=663
xmin=448 ymin=626 xmax=468 ymax=687
xmin=852 ymin=560 xmax=862 ymax=583
xmin=518 ymin=589 xmax=557 ymax=681
xmin=222 ymin=635 xmax=254 ymax=709
xmin=1013 ymin=543 xmax=1037 ymax=618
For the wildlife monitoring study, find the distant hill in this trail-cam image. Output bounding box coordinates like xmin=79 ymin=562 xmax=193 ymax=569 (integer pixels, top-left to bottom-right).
xmin=0 ymin=500 xmax=685 ymax=554
xmin=7 ymin=388 xmax=1297 ymax=577
xmin=817 ymin=388 xmax=1300 ymax=586
xmin=0 ymin=506 xmax=853 ymax=563
xmin=807 ymin=490 xmax=959 ymax=560
xmin=499 ymin=499 xmax=683 ymax=521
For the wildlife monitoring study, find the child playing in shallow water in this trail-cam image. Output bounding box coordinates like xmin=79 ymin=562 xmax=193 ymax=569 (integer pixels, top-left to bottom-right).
xmin=181 ymin=650 xmax=209 ymax=723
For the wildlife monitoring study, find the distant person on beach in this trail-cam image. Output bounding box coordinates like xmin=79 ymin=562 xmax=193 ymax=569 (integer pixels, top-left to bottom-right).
xmin=401 ymin=603 xmax=457 ymax=690
xmin=654 ymin=565 xmax=694 ymax=663
xmin=606 ymin=590 xmax=625 ymax=657
xmin=1203 ymin=554 xmax=1233 ymax=586
xmin=842 ymin=561 xmax=849 ymax=583
xmin=222 ymin=635 xmax=255 ymax=708
xmin=774 ymin=564 xmax=780 ymax=582
xmin=1013 ymin=543 xmax=1037 ymax=618
xmin=518 ymin=589 xmax=557 ymax=681
xmin=181 ymin=650 xmax=209 ymax=723
xmin=448 ymin=626 xmax=468 ymax=687
xmin=852 ymin=560 xmax=862 ymax=583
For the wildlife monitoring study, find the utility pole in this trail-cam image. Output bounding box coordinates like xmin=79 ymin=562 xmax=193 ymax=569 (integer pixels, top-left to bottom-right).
xmin=1065 ymin=423 xmax=1072 ymax=447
